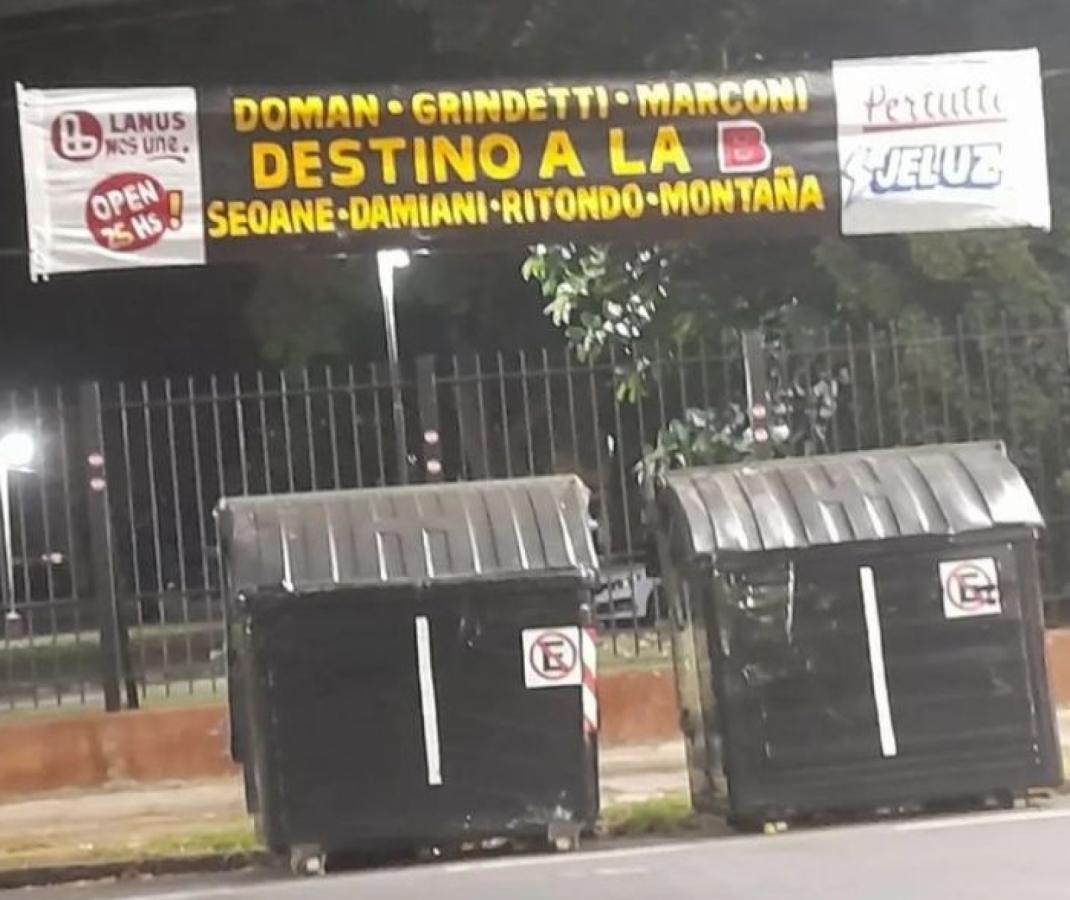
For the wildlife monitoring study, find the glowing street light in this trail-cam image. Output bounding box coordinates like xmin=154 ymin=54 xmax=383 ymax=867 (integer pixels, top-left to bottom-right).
xmin=0 ymin=430 xmax=36 ymax=630
xmin=377 ymin=249 xmax=412 ymax=480
xmin=0 ymin=432 xmax=34 ymax=470
xmin=377 ymin=249 xmax=411 ymax=370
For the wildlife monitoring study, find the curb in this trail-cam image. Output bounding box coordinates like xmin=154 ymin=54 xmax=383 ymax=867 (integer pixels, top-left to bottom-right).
xmin=0 ymin=850 xmax=269 ymax=892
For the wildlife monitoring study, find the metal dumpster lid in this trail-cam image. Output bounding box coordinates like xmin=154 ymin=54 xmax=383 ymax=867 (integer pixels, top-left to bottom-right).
xmin=216 ymin=475 xmax=598 ymax=593
xmin=660 ymin=442 xmax=1043 ymax=560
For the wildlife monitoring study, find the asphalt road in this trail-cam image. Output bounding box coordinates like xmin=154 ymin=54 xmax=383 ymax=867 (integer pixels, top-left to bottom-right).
xmin=19 ymin=806 xmax=1070 ymax=900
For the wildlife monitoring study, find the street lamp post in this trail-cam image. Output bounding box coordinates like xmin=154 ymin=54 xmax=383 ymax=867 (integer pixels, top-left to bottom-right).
xmin=377 ymin=249 xmax=412 ymax=483
xmin=0 ymin=431 xmax=35 ymax=631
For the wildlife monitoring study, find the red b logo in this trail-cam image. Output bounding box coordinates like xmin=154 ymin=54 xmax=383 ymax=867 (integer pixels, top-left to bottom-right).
xmin=51 ymin=111 xmax=103 ymax=162
xmin=718 ymin=121 xmax=772 ymax=174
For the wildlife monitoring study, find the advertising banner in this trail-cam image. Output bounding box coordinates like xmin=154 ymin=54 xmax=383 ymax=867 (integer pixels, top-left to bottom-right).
xmin=833 ymin=50 xmax=1051 ymax=236
xmin=17 ymin=85 xmax=206 ymax=278
xmin=13 ymin=49 xmax=1051 ymax=281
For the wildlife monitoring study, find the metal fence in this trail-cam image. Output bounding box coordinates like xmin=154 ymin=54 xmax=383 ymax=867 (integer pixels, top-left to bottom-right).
xmin=2 ymin=313 xmax=1070 ymax=712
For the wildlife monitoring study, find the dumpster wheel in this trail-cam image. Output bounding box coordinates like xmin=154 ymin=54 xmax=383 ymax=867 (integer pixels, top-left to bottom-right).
xmin=289 ymin=846 xmax=327 ymax=877
xmin=547 ymin=821 xmax=582 ymax=853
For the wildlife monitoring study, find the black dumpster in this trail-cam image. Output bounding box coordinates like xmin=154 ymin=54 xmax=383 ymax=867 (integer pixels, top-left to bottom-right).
xmin=217 ymin=476 xmax=601 ymax=874
xmin=657 ymin=442 xmax=1063 ymax=826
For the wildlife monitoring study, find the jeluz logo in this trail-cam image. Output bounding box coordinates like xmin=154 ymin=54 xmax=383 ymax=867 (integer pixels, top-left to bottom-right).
xmin=844 ymin=80 xmax=1006 ymax=205
xmin=844 ymin=143 xmax=1002 ymax=204
xmin=51 ymin=111 xmax=104 ymax=162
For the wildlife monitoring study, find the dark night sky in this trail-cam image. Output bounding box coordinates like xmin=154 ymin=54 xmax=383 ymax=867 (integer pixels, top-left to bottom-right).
xmin=1 ymin=0 xmax=1068 ymax=389
xmin=0 ymin=0 xmax=472 ymax=387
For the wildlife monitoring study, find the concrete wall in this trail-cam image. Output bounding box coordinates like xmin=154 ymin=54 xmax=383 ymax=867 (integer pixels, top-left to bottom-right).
xmin=2 ymin=631 xmax=1068 ymax=800
xmin=0 ymin=707 xmax=237 ymax=797
xmin=1046 ymin=629 xmax=1070 ymax=708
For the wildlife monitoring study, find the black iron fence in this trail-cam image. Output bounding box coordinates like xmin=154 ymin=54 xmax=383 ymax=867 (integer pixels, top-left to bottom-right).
xmin=2 ymin=314 xmax=1070 ymax=712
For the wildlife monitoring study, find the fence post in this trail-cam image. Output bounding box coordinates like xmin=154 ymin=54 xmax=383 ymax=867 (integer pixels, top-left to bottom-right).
xmin=741 ymin=331 xmax=773 ymax=460
xmin=387 ymin=361 xmax=410 ymax=486
xmin=416 ymin=355 xmax=443 ymax=483
xmin=78 ymin=382 xmax=138 ymax=712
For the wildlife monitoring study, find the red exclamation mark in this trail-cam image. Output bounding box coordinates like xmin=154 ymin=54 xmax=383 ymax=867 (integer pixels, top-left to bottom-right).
xmin=167 ymin=191 xmax=183 ymax=230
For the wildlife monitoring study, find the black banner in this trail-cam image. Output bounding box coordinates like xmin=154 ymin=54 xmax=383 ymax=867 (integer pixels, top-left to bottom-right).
xmin=197 ymin=69 xmax=840 ymax=260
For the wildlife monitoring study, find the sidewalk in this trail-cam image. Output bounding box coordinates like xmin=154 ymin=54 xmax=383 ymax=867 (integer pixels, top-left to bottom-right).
xmin=0 ymin=712 xmax=1066 ymax=875
xmin=0 ymin=742 xmax=689 ymax=872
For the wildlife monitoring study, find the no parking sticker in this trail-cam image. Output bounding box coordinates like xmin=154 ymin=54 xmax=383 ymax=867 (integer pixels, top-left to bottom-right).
xmin=522 ymin=627 xmax=581 ymax=689
xmin=940 ymin=558 xmax=1002 ymax=619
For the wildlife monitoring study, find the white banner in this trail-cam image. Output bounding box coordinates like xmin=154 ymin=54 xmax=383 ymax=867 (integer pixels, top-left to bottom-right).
xmin=16 ymin=85 xmax=206 ymax=281
xmin=833 ymin=49 xmax=1051 ymax=236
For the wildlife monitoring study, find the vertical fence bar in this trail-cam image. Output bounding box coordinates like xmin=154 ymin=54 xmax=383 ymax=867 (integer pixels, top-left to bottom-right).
xmin=866 ymin=323 xmax=886 ymax=449
xmin=587 ymin=354 xmax=609 ymax=554
xmin=117 ymin=382 xmax=145 ymax=660
xmin=908 ymin=322 xmax=930 ymax=445
xmin=999 ymin=313 xmax=1022 ymax=456
xmin=229 ymin=374 xmax=248 ymax=496
xmin=888 ymin=321 xmax=908 ymax=445
xmin=697 ymin=336 xmax=712 ymax=410
xmin=347 ymin=364 xmax=366 ymax=488
xmin=7 ymin=390 xmax=38 ymax=709
xmin=721 ymin=330 xmax=734 ymax=409
xmin=741 ymin=332 xmax=771 ymax=459
xmin=497 ymin=352 xmax=513 ymax=479
xmin=56 ymin=386 xmax=87 ymax=704
xmin=117 ymin=380 xmax=147 ymax=702
xmin=187 ymin=377 xmax=216 ymax=691
xmin=303 ymin=367 xmax=317 ymax=492
xmin=974 ymin=313 xmax=998 ymax=438
xmin=9 ymin=393 xmax=31 ymax=616
xmin=822 ymin=327 xmax=841 ymax=453
xmin=844 ymin=325 xmax=862 ymax=451
xmin=609 ymin=345 xmax=639 ymax=653
xmin=609 ymin=345 xmax=635 ymax=560
xmin=140 ymin=388 xmax=167 ymax=570
xmin=935 ymin=322 xmax=952 ymax=443
xmin=416 ymin=356 xmax=443 ymax=484
xmin=255 ymin=371 xmax=271 ymax=494
xmin=370 ymin=363 xmax=387 ymax=485
xmin=955 ymin=317 xmax=975 ymax=442
xmin=541 ymin=348 xmax=558 ymax=474
xmin=675 ymin=339 xmax=689 ymax=412
xmin=389 ymin=361 xmax=409 ymax=487
xmin=473 ymin=355 xmax=492 ymax=479
xmin=324 ymin=366 xmax=342 ymax=490
xmin=208 ymin=374 xmax=227 ymax=680
xmin=31 ymin=389 xmax=60 ymax=704
xmin=31 ymin=391 xmax=55 ymax=603
xmin=278 ymin=371 xmax=296 ymax=493
xmin=519 ymin=350 xmax=536 ymax=475
xmin=209 ymin=376 xmax=227 ymax=502
xmin=140 ymin=380 xmax=170 ymax=696
xmin=654 ymin=340 xmax=669 ymax=439
xmin=564 ymin=351 xmax=580 ymax=471
xmin=79 ymin=383 xmax=136 ymax=712
xmin=163 ymin=379 xmax=194 ymax=694
xmin=451 ymin=356 xmax=470 ymax=481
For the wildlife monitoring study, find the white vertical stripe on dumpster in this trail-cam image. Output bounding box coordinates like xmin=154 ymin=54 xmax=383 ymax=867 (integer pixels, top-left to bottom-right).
xmin=279 ymin=524 xmax=294 ymax=592
xmin=859 ymin=566 xmax=898 ymax=758
xmin=414 ymin=616 xmax=444 ymax=786
xmin=581 ymin=627 xmax=598 ymax=735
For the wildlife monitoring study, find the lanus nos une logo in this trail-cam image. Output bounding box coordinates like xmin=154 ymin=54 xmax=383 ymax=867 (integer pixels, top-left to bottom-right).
xmin=51 ymin=110 xmax=104 ymax=161
xmin=50 ymin=108 xmax=192 ymax=163
xmin=843 ymin=81 xmax=1006 ymax=204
